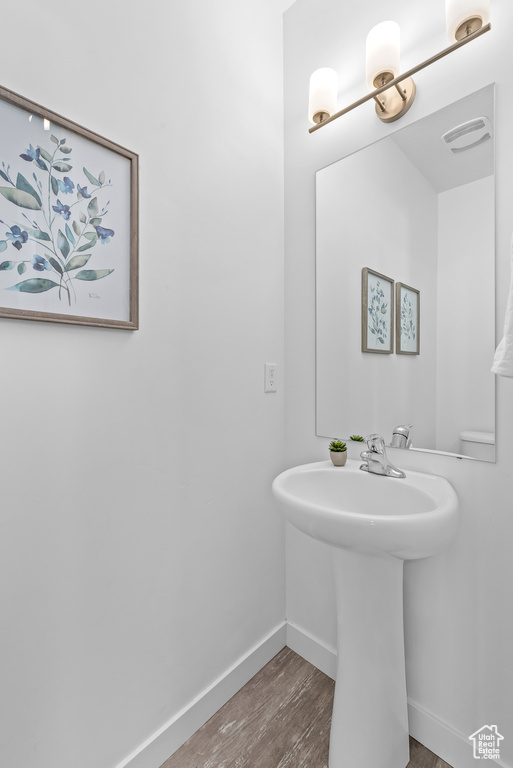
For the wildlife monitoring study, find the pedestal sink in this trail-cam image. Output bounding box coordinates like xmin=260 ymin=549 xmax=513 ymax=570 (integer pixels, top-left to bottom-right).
xmin=272 ymin=459 xmax=458 ymax=768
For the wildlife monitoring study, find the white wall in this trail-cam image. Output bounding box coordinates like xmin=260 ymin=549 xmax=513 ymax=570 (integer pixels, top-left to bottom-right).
xmin=284 ymin=1 xmax=513 ymax=766
xmin=0 ymin=3 xmax=286 ymax=768
xmin=316 ymin=138 xmax=438 ymax=448
xmin=437 ymin=176 xmax=495 ymax=454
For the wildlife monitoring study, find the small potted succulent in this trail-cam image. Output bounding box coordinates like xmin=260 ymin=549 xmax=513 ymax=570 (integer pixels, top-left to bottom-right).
xmin=349 ymin=435 xmax=365 ymax=442
xmin=329 ymin=439 xmax=347 ymax=466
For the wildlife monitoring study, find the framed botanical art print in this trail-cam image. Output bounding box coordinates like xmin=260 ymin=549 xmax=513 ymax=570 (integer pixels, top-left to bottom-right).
xmin=0 ymin=84 xmax=138 ymax=329
xmin=396 ymin=282 xmax=420 ymax=355
xmin=362 ymin=267 xmax=394 ymax=354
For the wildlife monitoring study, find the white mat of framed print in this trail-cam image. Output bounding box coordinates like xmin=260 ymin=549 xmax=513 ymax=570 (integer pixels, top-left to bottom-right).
xmin=0 ymin=86 xmax=138 ymax=329
xmin=362 ymin=267 xmax=394 ymax=354
xmin=396 ymin=282 xmax=420 ymax=355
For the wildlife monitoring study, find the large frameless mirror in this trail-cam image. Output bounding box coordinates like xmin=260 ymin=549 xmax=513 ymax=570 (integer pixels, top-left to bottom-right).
xmin=316 ymin=85 xmax=495 ymax=461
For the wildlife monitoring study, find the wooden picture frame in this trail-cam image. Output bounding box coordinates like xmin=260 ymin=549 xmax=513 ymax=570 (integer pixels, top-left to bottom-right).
xmin=396 ymin=282 xmax=420 ymax=355
xmin=362 ymin=267 xmax=394 ymax=354
xmin=0 ymin=84 xmax=138 ymax=329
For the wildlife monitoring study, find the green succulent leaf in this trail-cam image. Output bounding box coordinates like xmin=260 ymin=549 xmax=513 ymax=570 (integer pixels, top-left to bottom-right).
xmin=329 ymin=439 xmax=347 ymax=452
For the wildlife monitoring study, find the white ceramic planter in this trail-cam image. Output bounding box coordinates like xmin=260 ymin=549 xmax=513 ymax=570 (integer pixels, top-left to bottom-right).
xmin=330 ymin=450 xmax=347 ymax=466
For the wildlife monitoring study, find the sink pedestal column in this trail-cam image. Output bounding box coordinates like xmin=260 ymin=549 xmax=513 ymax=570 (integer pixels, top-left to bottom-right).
xmin=329 ymin=548 xmax=409 ymax=768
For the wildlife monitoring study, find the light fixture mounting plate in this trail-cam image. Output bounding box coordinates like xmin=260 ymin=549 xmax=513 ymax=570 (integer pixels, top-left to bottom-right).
xmin=374 ymin=77 xmax=416 ymax=123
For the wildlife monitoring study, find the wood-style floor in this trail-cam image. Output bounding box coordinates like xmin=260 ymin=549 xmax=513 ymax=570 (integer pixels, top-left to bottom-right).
xmin=160 ymin=647 xmax=453 ymax=768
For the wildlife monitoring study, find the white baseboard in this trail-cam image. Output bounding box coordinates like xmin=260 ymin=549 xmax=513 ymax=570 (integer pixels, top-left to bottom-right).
xmin=115 ymin=620 xmax=511 ymax=768
xmin=116 ymin=621 xmax=287 ymax=768
xmin=409 ymin=698 xmax=511 ymax=768
xmin=285 ymin=620 xmax=337 ymax=680
xmin=286 ymin=622 xmax=512 ymax=768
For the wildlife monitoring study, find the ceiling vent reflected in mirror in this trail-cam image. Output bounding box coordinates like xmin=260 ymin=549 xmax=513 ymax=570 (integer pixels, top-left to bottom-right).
xmin=441 ymin=116 xmax=492 ymax=154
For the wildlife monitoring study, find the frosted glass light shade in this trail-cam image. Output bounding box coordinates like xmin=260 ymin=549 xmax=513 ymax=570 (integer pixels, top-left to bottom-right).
xmin=366 ymin=21 xmax=401 ymax=90
xmin=308 ymin=68 xmax=338 ymax=124
xmin=445 ymin=0 xmax=490 ymax=41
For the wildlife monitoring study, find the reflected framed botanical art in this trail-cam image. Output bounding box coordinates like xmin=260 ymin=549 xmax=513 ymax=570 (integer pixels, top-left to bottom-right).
xmin=0 ymin=84 xmax=138 ymax=329
xmin=362 ymin=267 xmax=394 ymax=354
xmin=396 ymin=282 xmax=420 ymax=355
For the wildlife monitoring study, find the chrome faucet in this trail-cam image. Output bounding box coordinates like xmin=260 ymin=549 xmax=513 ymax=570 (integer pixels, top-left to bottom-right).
xmin=390 ymin=424 xmax=412 ymax=449
xmin=360 ymin=434 xmax=406 ymax=478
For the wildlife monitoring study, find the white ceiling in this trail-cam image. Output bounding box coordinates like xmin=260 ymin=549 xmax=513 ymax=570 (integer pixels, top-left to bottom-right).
xmin=390 ymin=85 xmax=494 ymax=192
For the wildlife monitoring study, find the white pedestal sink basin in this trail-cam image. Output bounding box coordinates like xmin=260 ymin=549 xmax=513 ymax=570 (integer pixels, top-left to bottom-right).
xmin=272 ymin=459 xmax=458 ymax=768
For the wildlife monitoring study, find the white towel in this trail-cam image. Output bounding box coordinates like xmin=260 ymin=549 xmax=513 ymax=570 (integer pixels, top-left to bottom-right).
xmin=492 ymin=233 xmax=513 ymax=377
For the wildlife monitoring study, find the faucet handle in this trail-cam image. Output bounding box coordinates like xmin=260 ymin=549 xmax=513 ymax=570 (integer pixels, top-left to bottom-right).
xmin=365 ymin=434 xmax=386 ymax=454
xmin=393 ymin=424 xmax=412 ymax=437
xmin=391 ymin=424 xmax=413 ymax=449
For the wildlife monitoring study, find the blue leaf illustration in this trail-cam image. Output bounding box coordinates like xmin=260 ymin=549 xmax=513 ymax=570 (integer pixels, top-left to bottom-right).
xmin=57 ymin=229 xmax=70 ymax=259
xmin=38 ymin=146 xmax=53 ymax=163
xmin=65 ymin=253 xmax=91 ymax=272
xmin=65 ymin=223 xmax=76 ymax=246
xmin=23 ymin=227 xmax=51 ymax=242
xmin=16 ymin=173 xmax=42 ymax=207
xmin=7 ymin=278 xmax=59 ymax=293
xmin=0 ymin=187 xmax=41 ymax=210
xmin=52 ymin=162 xmax=72 ymax=173
xmin=83 ymin=167 xmax=100 ymax=186
xmin=49 ymin=257 xmax=63 ymax=275
xmin=74 ymin=269 xmax=114 ymax=281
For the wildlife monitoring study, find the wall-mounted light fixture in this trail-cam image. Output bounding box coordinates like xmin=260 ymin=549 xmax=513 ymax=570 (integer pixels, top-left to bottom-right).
xmin=308 ymin=0 xmax=490 ymax=132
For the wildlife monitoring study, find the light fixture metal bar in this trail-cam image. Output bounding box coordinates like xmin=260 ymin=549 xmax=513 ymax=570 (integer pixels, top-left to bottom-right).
xmin=309 ymin=22 xmax=491 ymax=134
xmin=373 ymin=95 xmax=386 ymax=112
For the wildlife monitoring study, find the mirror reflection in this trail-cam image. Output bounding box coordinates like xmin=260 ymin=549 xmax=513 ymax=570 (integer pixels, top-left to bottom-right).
xmin=316 ymin=85 xmax=495 ymax=461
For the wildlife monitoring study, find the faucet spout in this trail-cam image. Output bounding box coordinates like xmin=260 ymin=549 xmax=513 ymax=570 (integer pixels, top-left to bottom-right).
xmin=360 ymin=433 xmax=406 ymax=478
